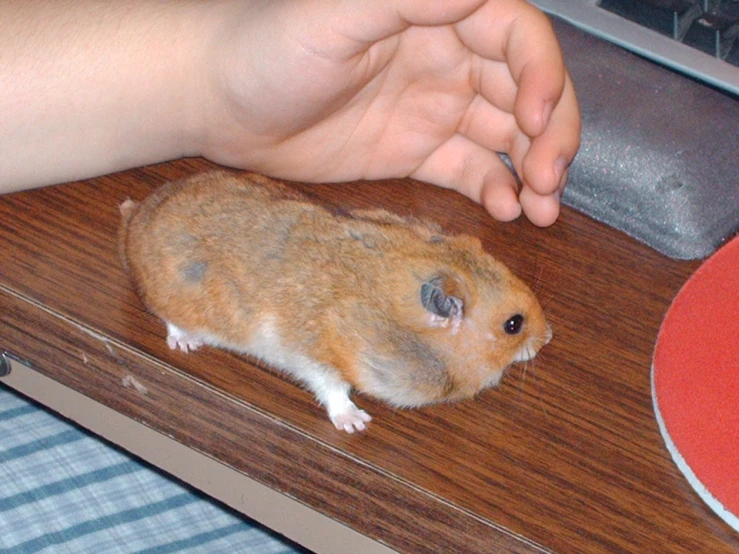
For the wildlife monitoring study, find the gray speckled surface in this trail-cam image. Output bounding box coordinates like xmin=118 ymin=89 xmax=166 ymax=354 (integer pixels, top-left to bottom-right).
xmin=553 ymin=17 xmax=739 ymax=260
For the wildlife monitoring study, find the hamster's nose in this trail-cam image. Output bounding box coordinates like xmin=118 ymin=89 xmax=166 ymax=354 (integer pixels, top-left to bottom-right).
xmin=511 ymin=324 xmax=552 ymax=363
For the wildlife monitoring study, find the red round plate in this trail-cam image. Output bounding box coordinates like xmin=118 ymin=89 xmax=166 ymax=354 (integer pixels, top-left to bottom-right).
xmin=652 ymin=235 xmax=739 ymax=531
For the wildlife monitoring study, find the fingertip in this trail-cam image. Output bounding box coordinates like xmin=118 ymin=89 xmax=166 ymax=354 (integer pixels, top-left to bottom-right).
xmin=557 ymin=165 xmax=571 ymax=195
xmin=520 ymin=151 xmax=562 ymax=197
xmin=520 ymin=73 xmax=581 ymax=197
xmin=512 ymin=27 xmax=565 ymax=137
xmin=481 ymin=180 xmax=522 ymax=222
xmin=519 ymin=186 xmax=561 ymax=227
xmin=540 ymin=98 xmax=554 ymax=134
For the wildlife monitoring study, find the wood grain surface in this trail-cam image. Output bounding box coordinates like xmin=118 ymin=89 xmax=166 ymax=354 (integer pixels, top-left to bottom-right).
xmin=1 ymin=158 xmax=736 ymax=553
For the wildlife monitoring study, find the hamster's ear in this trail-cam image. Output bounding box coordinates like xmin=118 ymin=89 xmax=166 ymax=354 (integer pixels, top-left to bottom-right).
xmin=420 ymin=276 xmax=464 ymax=325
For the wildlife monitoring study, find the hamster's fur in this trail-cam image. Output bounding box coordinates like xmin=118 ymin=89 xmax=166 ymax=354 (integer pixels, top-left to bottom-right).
xmin=119 ymin=171 xmax=552 ymax=432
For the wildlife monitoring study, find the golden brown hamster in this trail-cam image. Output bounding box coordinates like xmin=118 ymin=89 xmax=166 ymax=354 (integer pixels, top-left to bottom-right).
xmin=119 ymin=171 xmax=552 ymax=433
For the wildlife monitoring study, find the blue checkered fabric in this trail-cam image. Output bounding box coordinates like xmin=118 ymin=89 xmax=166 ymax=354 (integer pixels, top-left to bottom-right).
xmin=0 ymin=384 xmax=306 ymax=554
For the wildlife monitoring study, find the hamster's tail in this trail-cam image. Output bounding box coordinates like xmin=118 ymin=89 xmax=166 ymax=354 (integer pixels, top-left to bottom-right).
xmin=119 ymin=198 xmax=137 ymax=220
xmin=117 ymin=199 xmax=138 ymax=276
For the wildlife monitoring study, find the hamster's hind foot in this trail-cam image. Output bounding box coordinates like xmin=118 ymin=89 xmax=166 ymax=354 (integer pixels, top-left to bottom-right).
xmin=312 ymin=379 xmax=372 ymax=433
xmin=166 ymin=322 xmax=203 ymax=353
xmin=327 ymin=393 xmax=372 ymax=433
xmin=330 ymin=406 xmax=372 ymax=433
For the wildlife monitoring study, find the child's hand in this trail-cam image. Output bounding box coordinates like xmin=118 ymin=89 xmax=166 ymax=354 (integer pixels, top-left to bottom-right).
xmin=198 ymin=0 xmax=581 ymax=226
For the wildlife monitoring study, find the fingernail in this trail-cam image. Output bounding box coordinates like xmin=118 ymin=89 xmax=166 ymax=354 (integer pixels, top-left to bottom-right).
xmin=541 ymin=100 xmax=554 ymax=129
xmin=554 ymin=155 xmax=567 ymax=183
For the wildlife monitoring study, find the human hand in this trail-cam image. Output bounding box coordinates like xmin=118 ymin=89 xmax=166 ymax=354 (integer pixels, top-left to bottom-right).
xmin=193 ymin=0 xmax=581 ymax=226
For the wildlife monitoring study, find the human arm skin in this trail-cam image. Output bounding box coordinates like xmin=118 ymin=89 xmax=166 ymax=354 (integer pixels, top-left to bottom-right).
xmin=0 ymin=0 xmax=206 ymax=191
xmin=0 ymin=0 xmax=580 ymax=226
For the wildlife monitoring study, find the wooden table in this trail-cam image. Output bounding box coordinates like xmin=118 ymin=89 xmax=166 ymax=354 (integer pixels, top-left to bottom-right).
xmin=1 ymin=159 xmax=737 ymax=553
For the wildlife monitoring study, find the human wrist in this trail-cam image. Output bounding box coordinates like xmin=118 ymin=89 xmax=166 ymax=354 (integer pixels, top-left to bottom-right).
xmin=176 ymin=0 xmax=256 ymax=165
xmin=170 ymin=1 xmax=225 ymax=162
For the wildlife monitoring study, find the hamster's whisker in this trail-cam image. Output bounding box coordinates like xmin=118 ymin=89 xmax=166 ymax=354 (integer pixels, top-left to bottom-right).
xmin=541 ymin=293 xmax=555 ymax=312
xmin=520 ymin=361 xmax=529 ymax=386
xmin=527 ymin=357 xmax=550 ymax=418
xmin=532 ymin=262 xmax=545 ymax=295
xmin=534 ymin=284 xmax=555 ymax=313
xmin=529 ymin=264 xmax=552 ymax=312
xmin=512 ymin=361 xmax=527 ymax=390
xmin=513 ymin=357 xmax=536 ymax=390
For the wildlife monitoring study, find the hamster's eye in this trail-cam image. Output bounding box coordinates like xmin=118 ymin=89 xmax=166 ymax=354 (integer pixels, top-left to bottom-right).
xmin=503 ymin=314 xmax=525 ymax=335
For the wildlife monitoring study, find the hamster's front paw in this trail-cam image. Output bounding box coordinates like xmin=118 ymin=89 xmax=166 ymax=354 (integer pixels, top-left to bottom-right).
xmin=330 ymin=405 xmax=372 ymax=434
xmin=165 ymin=322 xmax=203 ymax=353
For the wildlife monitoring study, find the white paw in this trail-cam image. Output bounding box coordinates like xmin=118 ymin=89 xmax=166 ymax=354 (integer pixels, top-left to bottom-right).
xmin=166 ymin=336 xmax=202 ymax=353
xmin=165 ymin=323 xmax=202 ymax=353
xmin=330 ymin=407 xmax=372 ymax=434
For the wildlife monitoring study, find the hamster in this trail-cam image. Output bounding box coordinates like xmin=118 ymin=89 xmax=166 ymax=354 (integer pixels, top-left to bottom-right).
xmin=119 ymin=171 xmax=552 ymax=433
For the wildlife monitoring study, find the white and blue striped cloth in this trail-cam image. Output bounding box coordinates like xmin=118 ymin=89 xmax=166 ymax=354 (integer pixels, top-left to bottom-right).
xmin=0 ymin=384 xmax=306 ymax=553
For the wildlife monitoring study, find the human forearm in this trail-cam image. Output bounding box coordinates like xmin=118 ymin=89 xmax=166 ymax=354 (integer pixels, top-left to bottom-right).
xmin=0 ymin=0 xmax=580 ymax=227
xmin=0 ymin=0 xmax=210 ymax=192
